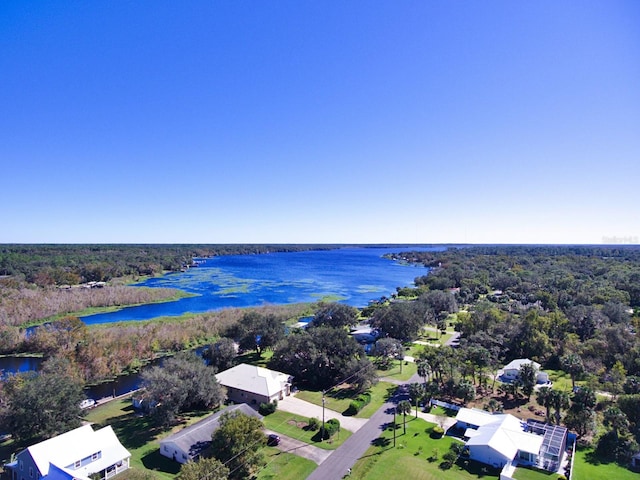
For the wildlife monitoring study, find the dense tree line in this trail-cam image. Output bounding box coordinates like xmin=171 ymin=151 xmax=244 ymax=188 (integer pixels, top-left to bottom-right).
xmin=0 ymin=244 xmax=337 ymax=284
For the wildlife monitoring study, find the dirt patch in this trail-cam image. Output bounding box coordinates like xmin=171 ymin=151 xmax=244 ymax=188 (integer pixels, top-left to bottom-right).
xmin=287 ymin=419 xmax=308 ymax=429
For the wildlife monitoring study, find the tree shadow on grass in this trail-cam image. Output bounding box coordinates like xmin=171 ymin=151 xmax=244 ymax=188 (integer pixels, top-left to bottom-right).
xmin=455 ymin=458 xmax=501 ymax=478
xmin=371 ymin=437 xmax=391 ymax=448
xmin=141 ymin=448 xmax=181 ymax=476
xmin=109 ymin=414 xmax=165 ymax=450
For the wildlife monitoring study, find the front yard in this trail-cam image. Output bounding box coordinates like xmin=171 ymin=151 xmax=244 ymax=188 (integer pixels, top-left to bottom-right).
xmin=262 ymin=411 xmax=351 ymax=449
xmin=351 ymin=417 xmax=501 ymax=480
xmin=295 ymin=381 xmax=397 ymax=418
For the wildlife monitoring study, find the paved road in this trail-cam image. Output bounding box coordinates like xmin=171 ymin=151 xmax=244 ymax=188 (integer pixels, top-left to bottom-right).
xmin=306 ymin=392 xmax=400 ymax=480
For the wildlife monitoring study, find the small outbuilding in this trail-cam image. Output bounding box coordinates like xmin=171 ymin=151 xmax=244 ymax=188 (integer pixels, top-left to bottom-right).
xmin=160 ymin=403 xmax=263 ymax=464
xmin=215 ymin=363 xmax=293 ymax=406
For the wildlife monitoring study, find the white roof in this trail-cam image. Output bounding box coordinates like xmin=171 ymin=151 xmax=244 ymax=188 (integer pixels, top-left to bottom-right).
xmin=466 ymin=414 xmax=543 ymax=460
xmin=504 ymin=358 xmax=540 ymax=371
xmin=216 ymin=363 xmax=291 ymax=397
xmin=456 ymin=408 xmax=497 ymax=428
xmin=24 ymin=425 xmax=130 ymax=477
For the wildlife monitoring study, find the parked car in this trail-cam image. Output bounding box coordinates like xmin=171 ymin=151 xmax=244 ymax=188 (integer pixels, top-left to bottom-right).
xmin=267 ymin=434 xmax=281 ymax=446
xmin=80 ymin=398 xmax=96 ymax=409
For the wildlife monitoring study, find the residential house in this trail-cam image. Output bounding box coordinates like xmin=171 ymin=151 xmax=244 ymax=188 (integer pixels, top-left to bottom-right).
xmin=455 ymin=408 xmax=567 ymax=474
xmin=215 ymin=363 xmax=293 ymax=406
xmin=6 ymin=425 xmax=130 ymax=480
xmin=160 ymin=403 xmax=263 ymax=464
xmin=502 ymin=358 xmax=549 ymax=384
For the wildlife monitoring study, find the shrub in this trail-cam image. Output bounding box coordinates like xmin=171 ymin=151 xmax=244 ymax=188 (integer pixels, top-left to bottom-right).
xmin=346 ymin=392 xmax=372 ymax=415
xmin=431 ymin=425 xmax=444 ymax=438
xmin=259 ymin=400 xmax=277 ymax=416
xmin=322 ymin=418 xmax=340 ymax=439
xmin=307 ymin=416 xmax=320 ymax=431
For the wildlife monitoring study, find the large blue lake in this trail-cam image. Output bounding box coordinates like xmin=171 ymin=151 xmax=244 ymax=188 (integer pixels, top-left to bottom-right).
xmin=81 ymin=246 xmax=436 ymax=325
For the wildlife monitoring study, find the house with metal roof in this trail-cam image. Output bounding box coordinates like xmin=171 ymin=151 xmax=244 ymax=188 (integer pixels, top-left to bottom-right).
xmin=6 ymin=424 xmax=130 ymax=480
xmin=159 ymin=403 xmax=263 ymax=464
xmin=502 ymin=358 xmax=549 ymax=384
xmin=215 ymin=363 xmax=293 ymax=407
xmin=455 ymin=408 xmax=567 ymax=475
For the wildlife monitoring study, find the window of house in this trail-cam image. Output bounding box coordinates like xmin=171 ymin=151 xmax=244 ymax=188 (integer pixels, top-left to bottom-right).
xmin=29 ymin=467 xmax=33 ymax=478
xmin=20 ymin=461 xmax=23 ymax=471
xmin=74 ymin=460 xmax=81 ymax=469
xmin=91 ymin=452 xmax=99 ymax=461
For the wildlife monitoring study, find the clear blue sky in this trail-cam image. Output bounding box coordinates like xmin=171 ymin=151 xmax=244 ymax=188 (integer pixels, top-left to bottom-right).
xmin=1 ymin=1 xmax=639 ymax=244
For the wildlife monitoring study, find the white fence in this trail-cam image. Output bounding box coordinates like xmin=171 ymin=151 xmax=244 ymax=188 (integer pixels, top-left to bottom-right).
xmin=430 ymin=399 xmax=462 ymax=411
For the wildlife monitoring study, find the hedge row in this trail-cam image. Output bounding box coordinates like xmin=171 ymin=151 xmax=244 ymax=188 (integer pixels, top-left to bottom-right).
xmin=347 ymin=392 xmax=372 ymax=415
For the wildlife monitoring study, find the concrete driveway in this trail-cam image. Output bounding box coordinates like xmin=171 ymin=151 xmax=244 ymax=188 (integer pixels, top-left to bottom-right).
xmin=265 ymin=429 xmax=331 ymax=465
xmin=278 ymin=395 xmax=369 ymax=433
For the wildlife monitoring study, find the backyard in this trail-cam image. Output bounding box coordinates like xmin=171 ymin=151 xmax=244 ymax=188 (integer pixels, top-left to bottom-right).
xmin=572 ymin=446 xmax=639 ymax=480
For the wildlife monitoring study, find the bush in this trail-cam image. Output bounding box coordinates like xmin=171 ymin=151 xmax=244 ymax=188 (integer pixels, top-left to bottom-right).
xmin=307 ymin=417 xmax=320 ymax=431
xmin=431 ymin=425 xmax=444 ymax=438
xmin=322 ymin=418 xmax=340 ymax=439
xmin=346 ymin=392 xmax=372 ymax=415
xmin=259 ymin=400 xmax=277 ymax=416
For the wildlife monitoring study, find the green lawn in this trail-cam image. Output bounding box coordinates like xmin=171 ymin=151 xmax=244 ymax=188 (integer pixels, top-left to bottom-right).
xmin=512 ymin=466 xmax=562 ymax=480
xmin=256 ymin=447 xmax=317 ymax=479
xmin=572 ymin=447 xmax=639 ymax=480
xmin=262 ymin=411 xmax=351 ymax=449
xmin=544 ymin=369 xmax=583 ymax=393
xmin=352 ymin=418 xmax=501 ymax=480
xmin=376 ymin=361 xmax=417 ymax=382
xmin=86 ymin=397 xmax=210 ymax=479
xmin=235 ymin=349 xmax=275 ymax=368
xmin=295 ymin=381 xmax=397 ymax=418
xmin=428 ymin=406 xmax=458 ymax=418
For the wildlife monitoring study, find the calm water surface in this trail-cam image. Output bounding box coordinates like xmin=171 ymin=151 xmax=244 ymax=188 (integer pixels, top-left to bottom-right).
xmin=81 ymin=247 xmax=435 ymax=325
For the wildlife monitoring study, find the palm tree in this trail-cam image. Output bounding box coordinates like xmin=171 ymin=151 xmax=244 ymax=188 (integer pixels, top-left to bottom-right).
xmin=397 ymin=400 xmax=412 ymax=435
xmin=550 ymin=390 xmax=570 ymax=425
xmin=536 ymin=386 xmax=553 ymax=422
xmin=408 ymin=382 xmax=424 ymax=418
xmin=561 ymin=353 xmax=584 ymax=390
xmin=485 ymin=398 xmax=503 ymax=413
xmin=417 ymin=360 xmax=431 ymax=386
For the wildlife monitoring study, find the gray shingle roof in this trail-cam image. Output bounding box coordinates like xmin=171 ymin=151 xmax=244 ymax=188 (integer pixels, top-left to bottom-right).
xmin=160 ymin=403 xmax=263 ymax=460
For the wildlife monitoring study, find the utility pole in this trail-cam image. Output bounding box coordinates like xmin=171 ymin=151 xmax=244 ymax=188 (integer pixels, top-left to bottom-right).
xmin=321 ymin=391 xmax=326 ymax=441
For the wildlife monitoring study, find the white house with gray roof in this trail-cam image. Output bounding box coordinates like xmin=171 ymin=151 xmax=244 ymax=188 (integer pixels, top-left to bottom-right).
xmin=215 ymin=363 xmax=293 ymax=407
xmin=6 ymin=424 xmax=130 ymax=480
xmin=159 ymin=403 xmax=263 ymax=464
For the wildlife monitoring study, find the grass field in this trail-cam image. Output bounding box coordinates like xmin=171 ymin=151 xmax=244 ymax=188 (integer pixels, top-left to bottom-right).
xmin=262 ymin=410 xmax=351 ymax=450
xmin=544 ymin=369 xmax=584 ymax=393
xmin=376 ymin=360 xmax=417 ymax=382
xmin=352 ymin=417 xmax=502 ymax=480
xmin=512 ymin=466 xmax=562 ymax=480
xmin=235 ymin=349 xmax=275 ymax=368
xmin=572 ymin=447 xmax=639 ymax=480
xmin=295 ymin=381 xmax=397 ymax=418
xmin=256 ymin=447 xmax=317 ymax=479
